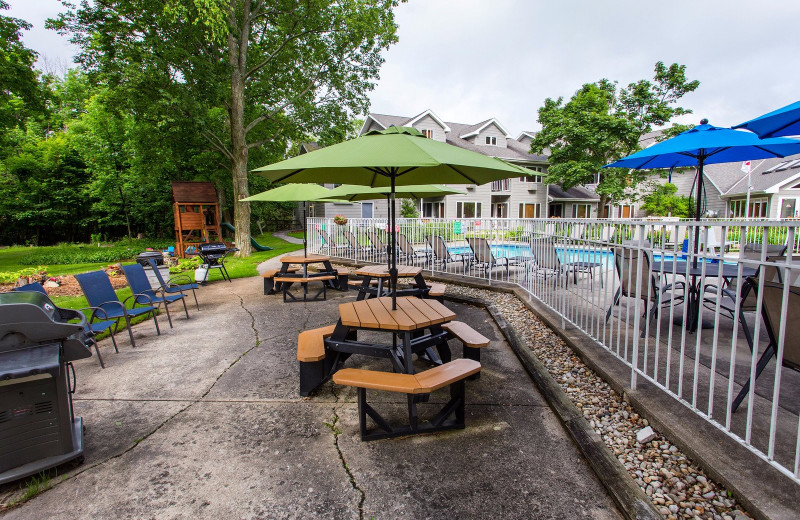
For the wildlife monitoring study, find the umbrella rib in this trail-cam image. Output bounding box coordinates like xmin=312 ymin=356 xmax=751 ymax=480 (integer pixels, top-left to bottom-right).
xmin=271 ymin=168 xmax=307 ymax=184
xmin=446 ymin=164 xmax=478 ymax=184
xmin=752 ymin=144 xmax=788 ymax=157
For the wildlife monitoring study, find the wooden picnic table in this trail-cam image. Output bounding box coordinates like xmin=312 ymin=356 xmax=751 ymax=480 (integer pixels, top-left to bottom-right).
xmin=276 ymin=253 xmax=341 ymax=289
xmin=297 ymin=296 xmax=457 ymax=394
xmin=353 ymin=264 xmax=429 ymax=300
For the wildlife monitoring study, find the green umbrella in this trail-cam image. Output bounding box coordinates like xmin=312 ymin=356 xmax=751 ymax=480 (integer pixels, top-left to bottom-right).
xmin=252 ymin=127 xmax=531 ymax=308
xmin=315 ymin=183 xmax=466 ymax=202
xmin=241 ymin=183 xmax=343 ymax=257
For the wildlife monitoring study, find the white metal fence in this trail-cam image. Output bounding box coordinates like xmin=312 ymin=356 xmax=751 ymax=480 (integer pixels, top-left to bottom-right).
xmin=308 ymin=216 xmax=800 ymax=483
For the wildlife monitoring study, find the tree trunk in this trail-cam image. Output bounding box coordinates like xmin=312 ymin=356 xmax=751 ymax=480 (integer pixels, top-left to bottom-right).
xmin=598 ymin=194 xmax=609 ymax=219
xmin=227 ymin=6 xmax=252 ymax=257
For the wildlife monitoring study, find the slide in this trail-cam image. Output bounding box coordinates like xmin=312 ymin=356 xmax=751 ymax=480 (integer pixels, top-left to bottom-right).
xmin=221 ymin=222 xmax=273 ymax=251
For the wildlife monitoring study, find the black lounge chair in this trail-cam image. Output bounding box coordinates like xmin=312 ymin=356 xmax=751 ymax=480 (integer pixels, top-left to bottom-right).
xmin=425 ymin=235 xmax=470 ymax=273
xmin=75 ymin=270 xmax=161 ymax=348
xmin=147 ymin=258 xmax=200 ymax=311
xmin=397 ymin=233 xmax=429 ymax=265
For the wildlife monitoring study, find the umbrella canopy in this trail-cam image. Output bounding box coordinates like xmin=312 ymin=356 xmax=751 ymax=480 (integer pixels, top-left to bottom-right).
xmin=252 ymin=127 xmax=531 ymax=308
xmin=241 ymin=183 xmax=344 ymax=257
xmin=733 ymin=100 xmax=800 ymax=138
xmin=240 ymin=183 xmax=333 ymax=202
xmin=604 ymin=120 xmax=800 ymax=258
xmin=316 ymin=184 xmax=466 ymax=202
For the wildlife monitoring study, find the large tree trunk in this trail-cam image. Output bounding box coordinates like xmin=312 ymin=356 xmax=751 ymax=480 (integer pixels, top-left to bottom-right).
xmin=228 ymin=5 xmax=252 ymax=257
xmin=598 ymin=194 xmax=609 ymax=219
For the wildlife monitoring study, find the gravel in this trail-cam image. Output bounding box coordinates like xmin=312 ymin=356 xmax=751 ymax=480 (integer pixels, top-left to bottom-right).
xmin=447 ymin=284 xmax=753 ymax=520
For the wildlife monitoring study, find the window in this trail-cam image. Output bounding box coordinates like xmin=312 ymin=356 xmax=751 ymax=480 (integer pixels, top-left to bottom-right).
xmin=422 ymin=201 xmax=444 ymax=218
xmin=518 ymin=203 xmax=541 ymax=218
xmin=485 ymin=136 xmax=497 ymax=146
xmin=490 ymin=202 xmax=508 ymax=218
xmin=522 ymin=166 xmax=544 ymax=183
xmin=572 ymin=204 xmax=592 ymax=218
xmin=491 ymin=179 xmax=510 ymax=191
xmin=456 ymin=201 xmax=482 ymax=218
xmin=730 ymin=198 xmax=767 ymax=218
xmin=361 ymin=202 xmax=373 ymax=218
xmin=420 ymin=129 xmax=434 ymax=139
xmin=593 ymin=172 xmax=604 ymax=184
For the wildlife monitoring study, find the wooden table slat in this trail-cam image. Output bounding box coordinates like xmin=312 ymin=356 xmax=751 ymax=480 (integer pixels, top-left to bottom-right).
xmin=281 ymin=254 xmax=331 ymax=264
xmin=352 ymin=300 xmax=380 ymax=329
xmin=375 ymin=297 xmax=418 ymax=331
xmin=354 ymin=264 xmax=422 ymax=278
xmin=420 ymin=298 xmax=457 ymax=321
xmin=393 ymin=297 xmax=432 ymax=329
xmin=364 ymin=298 xmax=399 ymax=330
xmin=339 ymin=302 xmax=361 ymax=328
xmin=405 ymin=297 xmax=446 ymax=324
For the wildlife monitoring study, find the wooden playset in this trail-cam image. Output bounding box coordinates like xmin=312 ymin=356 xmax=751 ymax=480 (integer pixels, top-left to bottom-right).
xmin=171 ymin=181 xmax=222 ymax=258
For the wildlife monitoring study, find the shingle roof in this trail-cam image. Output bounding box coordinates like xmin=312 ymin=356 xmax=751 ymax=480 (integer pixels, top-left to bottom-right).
xmin=709 ymin=153 xmax=800 ymax=195
xmin=547 ymin=185 xmax=599 ymax=201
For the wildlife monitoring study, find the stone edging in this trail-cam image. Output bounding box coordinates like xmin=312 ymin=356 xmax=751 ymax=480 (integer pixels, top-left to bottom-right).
xmin=444 ymin=293 xmax=663 ymax=520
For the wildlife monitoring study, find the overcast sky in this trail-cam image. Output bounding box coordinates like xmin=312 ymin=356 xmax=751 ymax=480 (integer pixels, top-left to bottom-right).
xmin=8 ymin=0 xmax=800 ymax=136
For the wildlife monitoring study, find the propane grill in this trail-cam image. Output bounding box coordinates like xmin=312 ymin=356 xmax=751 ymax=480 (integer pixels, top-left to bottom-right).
xmin=0 ymin=291 xmax=92 ymax=484
xmin=189 ymin=242 xmax=238 ymax=283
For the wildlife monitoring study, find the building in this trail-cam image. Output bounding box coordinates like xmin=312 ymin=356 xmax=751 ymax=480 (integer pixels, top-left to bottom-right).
xmin=311 ymin=109 xmax=601 ymax=220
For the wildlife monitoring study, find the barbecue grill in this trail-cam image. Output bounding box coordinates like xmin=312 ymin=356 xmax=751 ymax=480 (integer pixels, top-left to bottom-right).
xmin=189 ymin=242 xmax=238 ymax=283
xmin=0 ymin=291 xmax=93 ymax=484
xmin=136 ymin=251 xmax=164 ymax=267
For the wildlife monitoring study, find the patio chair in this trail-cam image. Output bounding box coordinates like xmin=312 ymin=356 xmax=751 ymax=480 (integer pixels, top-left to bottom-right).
xmin=731 ymin=279 xmax=800 ymax=412
xmin=365 ymin=229 xmax=389 ymax=260
xmin=317 ymin=229 xmax=350 ymax=255
xmin=343 ymin=230 xmax=370 ymax=258
xmin=466 ymin=236 xmax=529 ymax=279
xmin=605 ymin=244 xmax=679 ymax=336
xmin=147 ymin=258 xmax=200 ymax=311
xmin=13 ymin=282 xmax=113 ymax=368
xmin=567 ymin=223 xmax=585 ymax=241
xmin=397 ymin=233 xmax=430 ymax=265
xmin=425 ymin=235 xmax=470 ymax=273
xmin=122 ymin=263 xmax=190 ymax=328
xmin=528 ymin=236 xmax=603 ymax=289
xmin=74 ymin=270 xmax=161 ymax=348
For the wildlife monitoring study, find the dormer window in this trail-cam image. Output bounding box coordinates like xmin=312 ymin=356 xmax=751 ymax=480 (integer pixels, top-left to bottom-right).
xmin=421 ymin=129 xmax=433 ymax=139
xmin=485 ymin=136 xmax=497 ymax=146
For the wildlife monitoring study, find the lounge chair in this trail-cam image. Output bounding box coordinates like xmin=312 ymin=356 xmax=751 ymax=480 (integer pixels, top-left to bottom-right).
xmin=122 ymin=263 xmax=190 ymax=328
xmin=425 ymin=235 xmax=470 ymax=273
xmin=605 ymin=244 xmax=679 ymax=336
xmin=318 ymin=229 xmax=350 ymax=255
xmin=74 ymin=270 xmax=161 ymax=348
xmin=13 ymin=281 xmax=113 ymax=368
xmin=397 ymin=233 xmax=429 ymax=265
xmin=466 ymin=236 xmax=529 ymax=279
xmin=528 ymin=236 xmax=603 ymax=288
xmin=365 ymin=229 xmax=389 ymax=260
xmin=343 ymin=230 xmax=370 ymax=259
xmin=731 ymin=278 xmax=800 ymax=412
xmin=148 ymin=258 xmax=200 ymax=311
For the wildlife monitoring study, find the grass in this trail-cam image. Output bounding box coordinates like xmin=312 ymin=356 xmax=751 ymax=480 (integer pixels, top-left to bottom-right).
xmin=2 ymin=233 xmax=302 ymax=331
xmin=287 ymin=231 xmax=305 ymax=240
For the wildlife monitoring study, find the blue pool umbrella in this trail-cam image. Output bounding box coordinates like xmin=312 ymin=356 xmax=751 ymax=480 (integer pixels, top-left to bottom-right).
xmin=604 ymin=120 xmax=800 ymax=255
xmin=733 ymin=100 xmax=800 ymax=138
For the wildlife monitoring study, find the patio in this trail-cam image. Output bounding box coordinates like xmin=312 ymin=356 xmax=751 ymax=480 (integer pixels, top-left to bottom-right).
xmin=0 ymin=277 xmax=623 ymax=519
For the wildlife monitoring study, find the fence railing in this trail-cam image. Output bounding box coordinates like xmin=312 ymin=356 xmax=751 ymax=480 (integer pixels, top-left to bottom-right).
xmin=309 ymin=216 xmax=800 ymax=483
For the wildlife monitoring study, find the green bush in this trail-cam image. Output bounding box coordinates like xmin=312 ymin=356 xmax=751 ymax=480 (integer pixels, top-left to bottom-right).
xmin=169 ymin=256 xmax=203 ymax=274
xmin=18 ymin=238 xmax=174 ymax=266
xmin=0 ymin=266 xmax=47 ymax=284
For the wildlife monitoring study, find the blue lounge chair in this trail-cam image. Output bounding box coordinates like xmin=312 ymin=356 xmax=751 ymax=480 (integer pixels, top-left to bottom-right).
xmin=122 ymin=263 xmax=189 ymax=328
xmin=74 ymin=270 xmax=161 ymax=348
xmin=147 ymin=258 xmax=200 ymax=310
xmin=13 ymin=281 xmax=115 ymax=368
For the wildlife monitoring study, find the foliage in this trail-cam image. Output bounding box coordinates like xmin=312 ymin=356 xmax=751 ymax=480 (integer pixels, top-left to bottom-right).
xmin=16 ymin=238 xmax=174 ymax=265
xmin=52 ymin=0 xmax=402 ymax=255
xmin=400 ymin=198 xmax=419 ymax=218
xmin=168 ymin=256 xmax=203 ymax=274
xmin=334 ymin=215 xmax=348 ymax=226
xmin=530 ymin=62 xmax=699 ymax=210
xmin=0 ymin=265 xmax=47 ymax=284
xmin=640 ymin=182 xmax=693 ymax=218
xmin=399 ymin=221 xmax=458 ymax=241
xmin=0 ymin=2 xmax=42 ymax=134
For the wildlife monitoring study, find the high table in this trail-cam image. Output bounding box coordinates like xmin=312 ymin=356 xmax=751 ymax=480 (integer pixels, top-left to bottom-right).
xmin=354 ymin=264 xmax=429 ymax=300
xmin=300 ymin=296 xmax=456 ymax=395
xmin=652 ymin=259 xmax=757 ymax=331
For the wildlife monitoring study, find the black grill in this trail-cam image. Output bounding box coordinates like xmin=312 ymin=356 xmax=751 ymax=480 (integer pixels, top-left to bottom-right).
xmin=190 ymin=242 xmax=238 ymax=283
xmin=0 ymin=291 xmax=93 ymax=484
xmin=136 ymin=251 xmax=164 ymax=266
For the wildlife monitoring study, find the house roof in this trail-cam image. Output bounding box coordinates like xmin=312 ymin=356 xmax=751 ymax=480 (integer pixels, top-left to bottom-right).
xmin=547 ymin=185 xmax=599 ymax=201
xmin=458 ymin=118 xmax=511 ymax=139
xmin=516 ymin=131 xmax=537 ymax=141
xmin=406 ymin=109 xmax=451 ymax=132
xmin=712 ymin=152 xmax=800 ymax=196
xmin=363 ymin=111 xmax=549 ymax=164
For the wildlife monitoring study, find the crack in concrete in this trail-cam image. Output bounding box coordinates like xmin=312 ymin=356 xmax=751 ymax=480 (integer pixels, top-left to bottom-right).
xmin=4 ymin=292 xmax=264 ymax=509
xmin=329 ymin=386 xmax=366 ymax=520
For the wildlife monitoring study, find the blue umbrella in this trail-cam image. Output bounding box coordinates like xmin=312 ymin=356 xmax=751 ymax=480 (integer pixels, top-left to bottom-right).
xmin=604 ymin=120 xmax=800 ymax=226
xmin=733 ymin=100 xmax=800 ymax=138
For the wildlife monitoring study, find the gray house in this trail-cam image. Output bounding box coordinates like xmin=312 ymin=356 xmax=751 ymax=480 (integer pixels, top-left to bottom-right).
xmin=312 ymin=109 xmax=601 ymax=220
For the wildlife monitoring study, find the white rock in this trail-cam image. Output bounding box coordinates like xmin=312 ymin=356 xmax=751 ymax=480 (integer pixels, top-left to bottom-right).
xmin=637 ymin=426 xmax=657 ymax=444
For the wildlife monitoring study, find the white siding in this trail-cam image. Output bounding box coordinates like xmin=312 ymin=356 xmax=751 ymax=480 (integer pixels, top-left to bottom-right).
xmin=476 ymin=123 xmax=507 ymax=148
xmin=412 ymin=115 xmax=447 ymax=142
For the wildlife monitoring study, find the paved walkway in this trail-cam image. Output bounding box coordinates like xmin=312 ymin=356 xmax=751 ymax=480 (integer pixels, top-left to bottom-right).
xmin=0 ymin=278 xmax=623 ymax=519
xmin=273 ymin=230 xmax=304 ymax=244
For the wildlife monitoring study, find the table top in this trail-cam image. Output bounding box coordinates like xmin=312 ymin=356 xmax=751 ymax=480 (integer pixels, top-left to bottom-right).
xmin=652 ymin=260 xmax=757 ymax=278
xmin=280 ymin=253 xmax=331 ymax=264
xmin=355 ymin=264 xmax=423 ymax=278
xmin=339 ymin=296 xmax=455 ymax=331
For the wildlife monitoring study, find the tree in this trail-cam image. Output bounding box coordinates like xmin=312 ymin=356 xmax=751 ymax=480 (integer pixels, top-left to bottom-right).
xmin=400 ymin=197 xmax=419 ymax=218
xmin=530 ymin=62 xmax=699 ymax=213
xmin=52 ymin=0 xmax=401 ymax=255
xmin=0 ymin=2 xmax=42 ymax=133
xmin=640 ymin=182 xmax=693 ymax=218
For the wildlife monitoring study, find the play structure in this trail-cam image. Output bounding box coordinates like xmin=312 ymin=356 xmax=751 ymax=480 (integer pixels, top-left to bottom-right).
xmin=171 ymin=182 xmax=223 ymax=258
xmin=221 ymin=222 xmax=272 ymax=251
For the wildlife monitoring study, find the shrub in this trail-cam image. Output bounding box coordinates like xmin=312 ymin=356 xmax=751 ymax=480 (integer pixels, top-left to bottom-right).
xmin=18 ymin=238 xmax=175 ymax=265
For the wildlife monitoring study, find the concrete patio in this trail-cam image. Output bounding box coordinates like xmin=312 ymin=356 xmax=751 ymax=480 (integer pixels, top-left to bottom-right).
xmin=0 ymin=275 xmax=624 ymax=519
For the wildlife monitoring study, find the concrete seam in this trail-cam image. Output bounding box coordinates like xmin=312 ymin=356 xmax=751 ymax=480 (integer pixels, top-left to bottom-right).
xmin=328 ymin=386 xmax=366 ymax=519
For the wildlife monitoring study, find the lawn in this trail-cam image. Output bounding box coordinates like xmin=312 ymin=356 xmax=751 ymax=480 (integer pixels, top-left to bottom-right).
xmin=288 ymin=231 xmax=305 ymax=240
xmin=1 ymin=233 xmax=303 ymax=324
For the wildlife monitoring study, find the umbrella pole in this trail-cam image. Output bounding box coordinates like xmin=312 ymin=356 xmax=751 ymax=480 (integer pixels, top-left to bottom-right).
xmin=391 ymin=176 xmax=398 ymax=310
xmin=692 ymin=155 xmax=705 ymax=269
xmin=303 ymin=202 xmax=308 ymax=259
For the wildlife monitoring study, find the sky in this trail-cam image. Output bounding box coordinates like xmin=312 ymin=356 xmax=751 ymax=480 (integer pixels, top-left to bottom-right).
xmin=7 ymin=0 xmax=800 ymax=137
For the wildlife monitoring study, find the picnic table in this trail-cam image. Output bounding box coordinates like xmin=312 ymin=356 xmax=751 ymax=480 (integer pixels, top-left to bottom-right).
xmin=354 ymin=264 xmax=429 ymax=300
xmin=276 ymin=253 xmax=341 ymax=288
